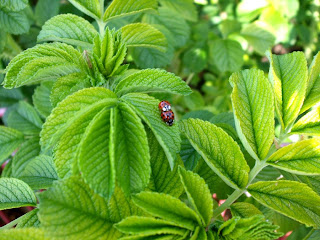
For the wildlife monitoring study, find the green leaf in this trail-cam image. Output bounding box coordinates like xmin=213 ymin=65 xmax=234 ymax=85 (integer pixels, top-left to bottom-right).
xmin=3 ymin=42 xmax=88 ymax=88
xmin=133 ymin=191 xmax=201 ymax=231
xmin=122 ymin=93 xmax=181 ymax=169
xmin=37 ymin=14 xmax=99 ymax=48
xmin=121 ymin=23 xmax=167 ymax=51
xmin=159 ymin=0 xmax=197 ymax=22
xmin=38 ymin=177 xmax=121 ymax=239
xmin=41 ymin=87 xmax=117 ymax=148
xmin=103 ymin=0 xmax=157 ymax=22
xmin=182 ymin=47 xmax=207 ymax=73
xmin=230 ymin=69 xmax=274 ymax=161
xmin=7 ymin=101 xmax=43 ymax=135
xmin=0 ymin=178 xmax=36 ymax=210
xmin=0 ymin=228 xmax=49 ymax=240
xmin=0 ymin=88 xmax=23 ymax=107
xmin=180 ymin=136 xmax=201 ymax=170
xmin=19 ymin=155 xmax=58 ymax=190
xmin=110 ymin=102 xmax=150 ymax=196
xmin=178 ymin=167 xmax=213 ymax=226
xmin=230 ymin=202 xmax=262 ymax=218
xmin=16 ymin=209 xmax=40 ymax=228
xmin=209 ymin=39 xmax=244 ymax=73
xmin=292 ymin=107 xmax=320 ymax=136
xmin=78 ymin=109 xmax=115 ymax=199
xmin=179 ymin=119 xmax=250 ymax=189
xmin=1 ymin=159 xmax=13 ymax=177
xmin=115 ymin=69 xmax=191 ymax=96
xmin=0 ymin=126 xmax=24 ymax=164
xmin=0 ymin=0 xmax=28 ymax=11
xmin=68 ymin=0 xmax=101 ymax=20
xmin=248 ymin=180 xmax=320 ymax=228
xmin=32 ymin=81 xmax=53 ymax=118
xmin=0 ymin=8 xmax=30 ymax=34
xmin=267 ymin=139 xmax=320 ymax=175
xmin=267 ymin=51 xmax=308 ymax=130
xmin=34 ymin=0 xmax=60 ymax=26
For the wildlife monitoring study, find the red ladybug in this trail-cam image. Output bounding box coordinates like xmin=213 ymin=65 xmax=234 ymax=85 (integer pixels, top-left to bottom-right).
xmin=161 ymin=110 xmax=174 ymax=126
xmin=158 ymin=100 xmax=171 ymax=112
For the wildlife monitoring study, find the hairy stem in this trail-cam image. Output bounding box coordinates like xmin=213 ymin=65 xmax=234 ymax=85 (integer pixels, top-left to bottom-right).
xmin=97 ymin=0 xmax=106 ymax=36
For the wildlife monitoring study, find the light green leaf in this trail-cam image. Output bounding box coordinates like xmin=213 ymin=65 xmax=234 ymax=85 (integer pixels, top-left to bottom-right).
xmin=230 ymin=69 xmax=274 ymax=161
xmin=0 ymin=126 xmax=24 ymax=164
xmin=19 ymin=155 xmax=58 ymax=190
xmin=3 ymin=42 xmax=88 ymax=88
xmin=41 ymin=87 xmax=117 ymax=148
xmin=115 ymin=69 xmax=191 ymax=96
xmin=133 ymin=191 xmax=201 ymax=231
xmin=7 ymin=101 xmax=43 ymax=135
xmin=0 ymin=88 xmax=23 ymax=107
xmin=122 ymin=93 xmax=181 ymax=169
xmin=16 ymin=209 xmax=40 ymax=228
xmin=0 ymin=0 xmax=28 ymax=11
xmin=34 ymin=0 xmax=60 ymax=26
xmin=38 ymin=176 xmax=121 ymax=239
xmin=178 ymin=167 xmax=213 ymax=226
xmin=292 ymin=106 xmax=320 ymax=135
xmin=103 ymin=0 xmax=157 ymax=22
xmin=68 ymin=0 xmax=101 ymax=20
xmin=0 ymin=8 xmax=30 ymax=35
xmin=0 ymin=178 xmax=36 ymax=210
xmin=121 ymin=23 xmax=167 ymax=51
xmin=0 ymin=228 xmax=49 ymax=240
xmin=37 ymin=14 xmax=99 ymax=48
xmin=248 ymin=180 xmax=320 ymax=228
xmin=32 ymin=81 xmax=53 ymax=118
xmin=236 ymin=0 xmax=268 ymax=22
xmin=267 ymin=51 xmax=308 ymax=130
xmin=110 ymin=102 xmax=150 ymax=196
xmin=209 ymin=39 xmax=244 ymax=73
xmin=230 ymin=202 xmax=262 ymax=218
xmin=179 ymin=119 xmax=250 ymax=189
xmin=241 ymin=23 xmax=275 ymax=55
xmin=79 ymin=109 xmax=115 ymax=199
xmin=267 ymin=139 xmax=320 ymax=175
xmin=159 ymin=0 xmax=197 ymax=22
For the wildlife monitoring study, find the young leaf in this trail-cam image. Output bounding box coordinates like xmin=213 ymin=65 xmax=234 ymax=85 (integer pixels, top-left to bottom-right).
xmin=159 ymin=0 xmax=197 ymax=22
xmin=37 ymin=14 xmax=99 ymax=48
xmin=34 ymin=0 xmax=60 ymax=26
xmin=267 ymin=139 xmax=320 ymax=175
xmin=110 ymin=102 xmax=150 ymax=196
xmin=230 ymin=202 xmax=262 ymax=218
xmin=0 ymin=0 xmax=28 ymax=11
xmin=32 ymin=81 xmax=53 ymax=118
xmin=68 ymin=0 xmax=101 ymax=20
xmin=178 ymin=167 xmax=213 ymax=227
xmin=122 ymin=93 xmax=181 ymax=169
xmin=121 ymin=23 xmax=167 ymax=51
xmin=209 ymin=39 xmax=244 ymax=73
xmin=103 ymin=0 xmax=157 ymax=22
xmin=0 ymin=178 xmax=36 ymax=210
xmin=79 ymin=109 xmax=115 ymax=199
xmin=291 ymin=106 xmax=320 ymax=135
xmin=115 ymin=69 xmax=191 ymax=96
xmin=0 ymin=228 xmax=49 ymax=240
xmin=0 ymin=8 xmax=29 ymax=35
xmin=248 ymin=180 xmax=320 ymax=228
xmin=38 ymin=177 xmax=121 ymax=239
xmin=230 ymin=69 xmax=274 ymax=161
xmin=133 ymin=191 xmax=201 ymax=230
xmin=267 ymin=51 xmax=308 ymax=130
xmin=179 ymin=119 xmax=250 ymax=189
xmin=0 ymin=126 xmax=24 ymax=164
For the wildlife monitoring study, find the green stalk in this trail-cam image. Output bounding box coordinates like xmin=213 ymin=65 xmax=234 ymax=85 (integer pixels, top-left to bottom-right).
xmin=97 ymin=0 xmax=106 ymax=36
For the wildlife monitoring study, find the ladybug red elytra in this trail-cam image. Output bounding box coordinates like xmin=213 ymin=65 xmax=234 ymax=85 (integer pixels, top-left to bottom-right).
xmin=158 ymin=100 xmax=171 ymax=112
xmin=161 ymin=110 xmax=174 ymax=126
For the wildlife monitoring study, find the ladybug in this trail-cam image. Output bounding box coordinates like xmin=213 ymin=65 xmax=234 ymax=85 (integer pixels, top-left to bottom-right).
xmin=158 ymin=100 xmax=171 ymax=112
xmin=161 ymin=110 xmax=174 ymax=126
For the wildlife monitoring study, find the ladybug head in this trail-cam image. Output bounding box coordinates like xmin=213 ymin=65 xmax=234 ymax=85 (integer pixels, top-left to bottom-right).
xmin=166 ymin=119 xmax=174 ymax=126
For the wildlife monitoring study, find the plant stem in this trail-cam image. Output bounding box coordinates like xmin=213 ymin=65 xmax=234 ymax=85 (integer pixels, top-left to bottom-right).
xmin=186 ymin=72 xmax=195 ymax=85
xmin=212 ymin=189 xmax=243 ymax=218
xmin=0 ymin=215 xmax=23 ymax=229
xmin=97 ymin=0 xmax=106 ymax=36
xmin=302 ymin=228 xmax=315 ymax=240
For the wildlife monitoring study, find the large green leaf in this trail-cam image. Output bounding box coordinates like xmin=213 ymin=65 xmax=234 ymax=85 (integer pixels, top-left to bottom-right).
xmin=110 ymin=102 xmax=150 ymax=196
xmin=133 ymin=191 xmax=201 ymax=231
xmin=159 ymin=0 xmax=197 ymax=22
xmin=34 ymin=0 xmax=60 ymax=26
xmin=68 ymin=0 xmax=101 ymax=20
xmin=248 ymin=180 xmax=320 ymax=228
xmin=37 ymin=14 xmax=99 ymax=48
xmin=103 ymin=0 xmax=157 ymax=22
xmin=0 ymin=228 xmax=49 ymax=240
xmin=209 ymin=39 xmax=244 ymax=73
xmin=292 ymin=106 xmax=320 ymax=135
xmin=38 ymin=177 xmax=121 ymax=239
xmin=121 ymin=23 xmax=167 ymax=51
xmin=267 ymin=51 xmax=308 ymax=130
xmin=79 ymin=109 xmax=115 ymax=199
xmin=267 ymin=139 xmax=320 ymax=175
xmin=121 ymin=93 xmax=181 ymax=169
xmin=0 ymin=8 xmax=29 ymax=35
xmin=0 ymin=0 xmax=28 ymax=11
xmin=230 ymin=69 xmax=274 ymax=161
xmin=179 ymin=119 xmax=249 ymax=189
xmin=0 ymin=178 xmax=36 ymax=210
xmin=3 ymin=42 xmax=88 ymax=88
xmin=32 ymin=81 xmax=53 ymax=118
xmin=0 ymin=126 xmax=24 ymax=164
xmin=115 ymin=69 xmax=191 ymax=96
xmin=179 ymin=167 xmax=213 ymax=226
